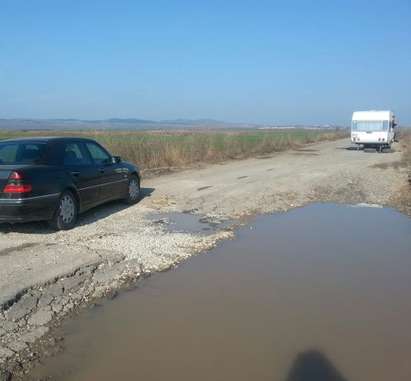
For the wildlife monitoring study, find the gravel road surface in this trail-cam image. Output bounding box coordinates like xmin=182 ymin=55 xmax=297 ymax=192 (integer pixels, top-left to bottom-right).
xmin=0 ymin=138 xmax=409 ymax=379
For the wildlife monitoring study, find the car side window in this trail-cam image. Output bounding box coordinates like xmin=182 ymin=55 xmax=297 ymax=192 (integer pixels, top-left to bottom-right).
xmin=63 ymin=143 xmax=92 ymax=166
xmin=86 ymin=143 xmax=111 ymax=165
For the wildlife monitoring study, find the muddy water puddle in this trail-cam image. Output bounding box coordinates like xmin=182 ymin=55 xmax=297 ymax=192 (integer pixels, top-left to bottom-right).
xmin=30 ymin=204 xmax=411 ymax=381
xmin=149 ymin=211 xmax=234 ymax=235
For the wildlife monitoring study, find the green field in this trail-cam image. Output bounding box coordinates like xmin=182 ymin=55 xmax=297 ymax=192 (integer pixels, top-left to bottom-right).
xmin=0 ymin=129 xmax=347 ymax=175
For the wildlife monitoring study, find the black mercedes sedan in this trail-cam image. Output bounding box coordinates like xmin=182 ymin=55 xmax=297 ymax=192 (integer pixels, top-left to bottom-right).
xmin=0 ymin=137 xmax=141 ymax=230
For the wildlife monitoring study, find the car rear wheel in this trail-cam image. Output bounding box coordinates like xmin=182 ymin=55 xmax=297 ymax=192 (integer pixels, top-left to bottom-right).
xmin=50 ymin=190 xmax=78 ymax=230
xmin=125 ymin=175 xmax=141 ymax=205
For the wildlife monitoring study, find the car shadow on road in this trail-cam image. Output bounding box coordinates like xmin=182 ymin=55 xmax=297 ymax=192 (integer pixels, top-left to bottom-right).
xmin=0 ymin=187 xmax=155 ymax=235
xmin=284 ymin=350 xmax=349 ymax=381
xmin=76 ymin=187 xmax=155 ymax=228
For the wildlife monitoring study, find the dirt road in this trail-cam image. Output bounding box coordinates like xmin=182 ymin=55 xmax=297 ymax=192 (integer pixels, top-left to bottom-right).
xmin=0 ymin=138 xmax=409 ymax=378
xmin=148 ymin=139 xmax=406 ymax=215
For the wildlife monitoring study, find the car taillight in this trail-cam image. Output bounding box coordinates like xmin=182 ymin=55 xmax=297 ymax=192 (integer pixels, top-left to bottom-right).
xmin=3 ymin=171 xmax=32 ymax=194
xmin=9 ymin=171 xmax=23 ymax=180
xmin=3 ymin=184 xmax=33 ymax=193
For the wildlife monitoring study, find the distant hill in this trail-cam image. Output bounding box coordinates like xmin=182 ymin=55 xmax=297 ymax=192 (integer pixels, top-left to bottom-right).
xmin=106 ymin=118 xmax=156 ymax=124
xmin=0 ymin=118 xmax=345 ymax=131
xmin=160 ymin=118 xmax=225 ymax=125
xmin=0 ymin=118 xmax=248 ymax=130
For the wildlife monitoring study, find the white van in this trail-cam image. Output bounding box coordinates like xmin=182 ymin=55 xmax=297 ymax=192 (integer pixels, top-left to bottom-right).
xmin=351 ymin=110 xmax=398 ymax=152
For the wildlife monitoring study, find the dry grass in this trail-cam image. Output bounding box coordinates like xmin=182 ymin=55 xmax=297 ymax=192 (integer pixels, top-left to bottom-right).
xmin=401 ymin=134 xmax=411 ymax=171
xmin=0 ymin=128 xmax=347 ymax=175
xmin=393 ymin=130 xmax=411 ymax=215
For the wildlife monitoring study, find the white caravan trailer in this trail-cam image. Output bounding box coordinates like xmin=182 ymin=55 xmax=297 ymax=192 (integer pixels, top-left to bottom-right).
xmin=351 ymin=110 xmax=397 ymax=152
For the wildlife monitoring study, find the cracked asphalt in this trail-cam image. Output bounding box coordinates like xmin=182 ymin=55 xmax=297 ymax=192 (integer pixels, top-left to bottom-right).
xmin=0 ymin=138 xmax=409 ymax=379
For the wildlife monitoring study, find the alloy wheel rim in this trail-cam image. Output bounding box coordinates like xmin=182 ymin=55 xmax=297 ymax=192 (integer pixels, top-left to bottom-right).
xmin=60 ymin=195 xmax=75 ymax=224
xmin=129 ymin=179 xmax=140 ymax=200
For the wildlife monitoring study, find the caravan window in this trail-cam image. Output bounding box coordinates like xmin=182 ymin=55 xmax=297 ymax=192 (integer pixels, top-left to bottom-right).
xmin=352 ymin=121 xmax=388 ymax=132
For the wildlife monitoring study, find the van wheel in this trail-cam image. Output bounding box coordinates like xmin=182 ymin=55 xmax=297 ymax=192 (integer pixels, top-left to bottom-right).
xmin=125 ymin=175 xmax=141 ymax=205
xmin=49 ymin=190 xmax=78 ymax=230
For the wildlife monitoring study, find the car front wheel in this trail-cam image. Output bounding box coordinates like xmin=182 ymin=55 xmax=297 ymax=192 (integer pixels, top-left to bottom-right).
xmin=50 ymin=190 xmax=78 ymax=230
xmin=125 ymin=175 xmax=141 ymax=205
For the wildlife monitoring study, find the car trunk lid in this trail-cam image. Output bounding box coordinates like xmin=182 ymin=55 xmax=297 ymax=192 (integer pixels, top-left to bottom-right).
xmin=0 ymin=167 xmax=13 ymax=193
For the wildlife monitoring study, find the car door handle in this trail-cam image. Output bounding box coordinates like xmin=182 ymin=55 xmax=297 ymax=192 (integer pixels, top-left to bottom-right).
xmin=99 ymin=168 xmax=105 ymax=174
xmin=70 ymin=171 xmax=80 ymax=177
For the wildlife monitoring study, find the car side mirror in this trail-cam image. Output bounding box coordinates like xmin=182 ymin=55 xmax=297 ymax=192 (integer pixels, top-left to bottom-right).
xmin=112 ymin=156 xmax=122 ymax=164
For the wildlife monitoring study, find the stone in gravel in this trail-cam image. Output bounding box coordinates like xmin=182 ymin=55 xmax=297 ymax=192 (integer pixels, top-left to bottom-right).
xmin=18 ymin=320 xmax=28 ymax=328
xmin=20 ymin=326 xmax=49 ymax=344
xmin=69 ymin=291 xmax=84 ymax=303
xmin=0 ymin=319 xmax=18 ymax=333
xmin=28 ymin=308 xmax=53 ymax=326
xmin=78 ymin=266 xmax=95 ymax=278
xmin=5 ymin=295 xmax=37 ymax=322
xmin=51 ymin=295 xmax=70 ymax=314
xmin=92 ymin=286 xmax=107 ymax=299
xmin=60 ymin=273 xmax=87 ymax=292
xmin=0 ymin=346 xmax=13 ymax=360
xmin=44 ymin=282 xmax=64 ymax=298
xmin=51 ymin=302 xmax=64 ymax=314
xmin=63 ymin=301 xmax=74 ymax=313
xmin=92 ymin=263 xmax=128 ymax=284
xmin=37 ymin=293 xmax=54 ymax=309
xmin=7 ymin=339 xmax=27 ymax=353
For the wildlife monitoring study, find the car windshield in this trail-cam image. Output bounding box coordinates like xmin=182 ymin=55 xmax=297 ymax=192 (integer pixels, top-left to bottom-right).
xmin=352 ymin=121 xmax=389 ymax=132
xmin=0 ymin=142 xmax=47 ymax=165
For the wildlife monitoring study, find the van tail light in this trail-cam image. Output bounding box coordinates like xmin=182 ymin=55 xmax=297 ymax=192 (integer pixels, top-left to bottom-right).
xmin=3 ymin=171 xmax=33 ymax=194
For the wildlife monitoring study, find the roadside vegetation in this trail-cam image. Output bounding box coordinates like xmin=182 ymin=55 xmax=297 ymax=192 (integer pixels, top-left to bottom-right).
xmin=0 ymin=128 xmax=347 ymax=175
xmin=395 ymin=130 xmax=411 ymax=215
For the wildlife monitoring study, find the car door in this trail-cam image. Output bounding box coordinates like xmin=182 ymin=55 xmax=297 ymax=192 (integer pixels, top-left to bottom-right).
xmin=84 ymin=141 xmax=128 ymax=202
xmin=62 ymin=141 xmax=103 ymax=210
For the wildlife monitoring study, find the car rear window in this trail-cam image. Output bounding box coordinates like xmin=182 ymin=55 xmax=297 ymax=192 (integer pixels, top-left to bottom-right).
xmin=0 ymin=142 xmax=47 ymax=165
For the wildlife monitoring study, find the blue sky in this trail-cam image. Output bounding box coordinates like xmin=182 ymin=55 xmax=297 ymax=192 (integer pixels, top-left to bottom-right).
xmin=1 ymin=0 xmax=410 ymax=125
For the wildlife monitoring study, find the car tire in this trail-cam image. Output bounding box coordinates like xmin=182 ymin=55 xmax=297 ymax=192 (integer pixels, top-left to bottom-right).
xmin=125 ymin=175 xmax=141 ymax=205
xmin=49 ymin=190 xmax=78 ymax=230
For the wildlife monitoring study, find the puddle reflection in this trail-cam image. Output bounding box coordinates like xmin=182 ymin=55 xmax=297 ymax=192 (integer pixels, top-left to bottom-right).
xmin=29 ymin=204 xmax=411 ymax=381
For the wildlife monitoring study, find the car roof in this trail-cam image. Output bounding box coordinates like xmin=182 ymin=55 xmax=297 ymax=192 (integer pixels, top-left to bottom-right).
xmin=0 ymin=136 xmax=96 ymax=144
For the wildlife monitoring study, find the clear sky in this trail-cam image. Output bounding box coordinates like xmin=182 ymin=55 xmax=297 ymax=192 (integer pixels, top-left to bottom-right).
xmin=1 ymin=0 xmax=410 ymax=125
